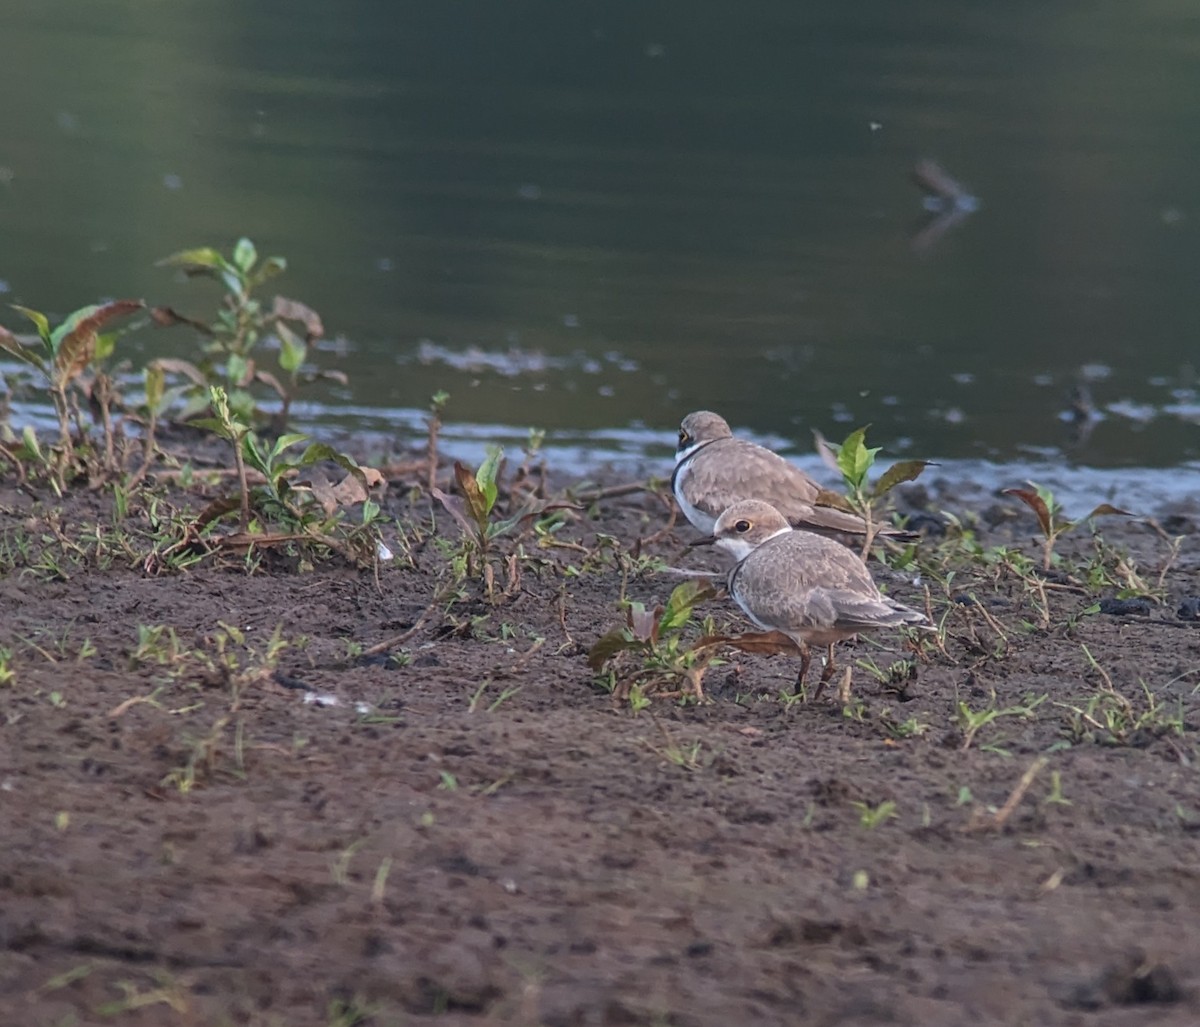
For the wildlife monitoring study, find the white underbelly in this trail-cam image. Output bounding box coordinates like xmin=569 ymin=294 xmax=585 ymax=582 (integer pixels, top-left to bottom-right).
xmin=672 ymin=465 xmax=716 ymax=533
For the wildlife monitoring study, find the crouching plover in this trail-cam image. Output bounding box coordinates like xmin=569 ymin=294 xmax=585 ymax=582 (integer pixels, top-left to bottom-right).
xmin=692 ymin=499 xmax=930 ymax=696
xmin=672 ymin=410 xmax=914 ymax=546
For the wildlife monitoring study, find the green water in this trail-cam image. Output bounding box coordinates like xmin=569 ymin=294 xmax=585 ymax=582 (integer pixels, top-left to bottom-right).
xmin=3 ymin=0 xmax=1199 ymax=471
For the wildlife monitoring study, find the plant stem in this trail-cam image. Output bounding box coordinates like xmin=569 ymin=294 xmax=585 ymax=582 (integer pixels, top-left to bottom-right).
xmin=233 ymin=434 xmax=251 ymax=531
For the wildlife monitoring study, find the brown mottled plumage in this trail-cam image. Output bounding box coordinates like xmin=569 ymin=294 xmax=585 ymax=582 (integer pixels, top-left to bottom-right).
xmin=671 ymin=411 xmax=912 ymax=546
xmin=693 ymin=500 xmax=930 ymax=696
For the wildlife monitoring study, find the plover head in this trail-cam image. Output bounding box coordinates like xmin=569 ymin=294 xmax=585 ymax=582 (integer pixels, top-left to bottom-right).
xmin=691 ymin=499 xmax=794 ymax=563
xmin=675 ymin=410 xmax=733 ymax=461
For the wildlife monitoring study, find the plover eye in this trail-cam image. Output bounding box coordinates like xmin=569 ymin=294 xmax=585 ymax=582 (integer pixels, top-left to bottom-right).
xmin=678 ymin=430 xmax=689 ymax=444
xmin=735 ymin=520 xmax=751 ymax=533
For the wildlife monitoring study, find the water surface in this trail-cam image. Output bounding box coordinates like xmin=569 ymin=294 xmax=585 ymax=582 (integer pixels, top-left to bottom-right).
xmin=2 ymin=0 xmax=1199 ymax=483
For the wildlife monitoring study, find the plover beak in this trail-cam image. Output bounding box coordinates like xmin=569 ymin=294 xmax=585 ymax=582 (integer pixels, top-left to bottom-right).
xmin=688 ymin=535 xmax=717 ymax=548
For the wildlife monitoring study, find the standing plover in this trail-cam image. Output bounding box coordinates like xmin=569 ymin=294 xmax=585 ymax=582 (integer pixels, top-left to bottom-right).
xmin=692 ymin=499 xmax=930 ymax=696
xmin=672 ymin=411 xmax=912 ymax=546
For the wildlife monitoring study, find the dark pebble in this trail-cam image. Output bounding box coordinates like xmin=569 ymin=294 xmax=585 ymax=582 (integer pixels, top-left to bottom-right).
xmin=1176 ymin=596 xmax=1200 ymax=621
xmin=272 ymin=670 xmax=310 ymax=690
xmin=1098 ymin=597 xmax=1153 ymax=617
xmin=903 ymin=512 xmax=946 ymax=537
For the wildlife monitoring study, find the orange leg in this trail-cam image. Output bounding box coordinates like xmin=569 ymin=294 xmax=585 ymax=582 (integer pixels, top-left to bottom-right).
xmin=793 ymin=643 xmax=812 ymax=695
xmin=809 ymin=643 xmax=838 ymax=701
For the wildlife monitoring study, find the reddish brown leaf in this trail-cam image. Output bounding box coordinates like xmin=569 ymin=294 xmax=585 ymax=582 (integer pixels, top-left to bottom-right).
xmin=273 ymin=296 xmax=324 ymax=342
xmin=873 ymin=459 xmax=934 ymax=498
xmin=307 ymin=467 xmax=385 ymax=517
xmin=587 ymin=627 xmax=636 ymax=671
xmin=52 ymin=300 xmax=144 ymax=384
xmin=1002 ymin=488 xmax=1053 ymax=537
xmin=216 ymin=531 xmax=308 ymax=551
xmin=430 ymin=486 xmax=477 ymax=538
xmin=150 ymin=357 xmax=209 ymax=387
xmin=192 ymin=496 xmax=242 ymax=529
xmin=452 ymin=460 xmax=488 ymax=528
xmin=1085 ymin=503 xmax=1133 ymax=520
xmin=0 ymin=324 xmax=44 ymax=371
xmin=148 ymin=306 xmax=215 ymax=335
xmin=813 ymin=488 xmax=858 ymax=514
xmin=254 ymin=369 xmax=287 ymax=398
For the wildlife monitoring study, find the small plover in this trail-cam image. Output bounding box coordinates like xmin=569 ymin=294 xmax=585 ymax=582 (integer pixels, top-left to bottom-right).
xmin=672 ymin=411 xmax=912 ymax=545
xmin=692 ymin=499 xmax=930 ymax=695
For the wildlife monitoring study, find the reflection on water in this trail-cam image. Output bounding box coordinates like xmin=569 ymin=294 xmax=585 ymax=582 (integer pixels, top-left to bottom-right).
xmin=1 ymin=0 xmax=1199 ymax=471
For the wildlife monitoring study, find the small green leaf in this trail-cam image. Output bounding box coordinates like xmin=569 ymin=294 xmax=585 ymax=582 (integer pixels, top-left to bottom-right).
xmin=249 ymin=256 xmax=287 ymax=290
xmin=836 ymin=426 xmax=880 ymax=490
xmin=242 ymin=433 xmax=269 ymax=475
xmin=11 ymin=305 xmax=52 ymax=345
xmin=276 ymin=322 xmax=306 ymax=373
xmin=270 ymin=432 xmax=310 ymax=463
xmin=20 ymin=425 xmax=44 ymax=462
xmin=190 ymin=416 xmax=235 ymax=440
xmin=143 ymin=364 xmax=165 ymax=412
xmin=486 ymin=513 xmax=526 ymax=540
xmin=232 ymin=237 xmax=258 ymax=274
xmin=226 ymin=353 xmax=251 ymax=387
xmin=660 ymin=580 xmax=715 ymax=634
xmin=94 ymin=332 xmax=117 ymax=363
xmin=475 ymin=446 xmax=503 ymax=513
xmin=156 ymin=247 xmax=231 ymax=274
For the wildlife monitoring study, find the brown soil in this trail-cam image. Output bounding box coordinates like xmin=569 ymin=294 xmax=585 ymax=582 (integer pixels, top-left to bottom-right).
xmin=3 ymin=451 xmax=1200 ymax=1027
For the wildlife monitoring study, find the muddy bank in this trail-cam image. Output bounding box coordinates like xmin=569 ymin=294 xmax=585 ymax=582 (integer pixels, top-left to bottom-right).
xmin=2 ymin=449 xmax=1200 ymax=1026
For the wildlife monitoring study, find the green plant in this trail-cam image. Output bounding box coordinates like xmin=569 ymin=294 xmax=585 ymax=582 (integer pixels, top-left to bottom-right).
xmin=1002 ymin=483 xmax=1129 ymax=572
xmin=425 ymin=389 xmax=450 ymax=491
xmin=1054 ymin=646 xmax=1186 ymax=745
xmin=191 ymin=385 xmax=384 ymax=563
xmin=432 ymin=446 xmax=567 ymax=597
xmin=817 ymin=425 xmax=930 ymax=558
xmin=850 ymin=799 xmax=898 ymax=829
xmin=130 ymin=625 xmax=187 ymax=668
xmin=588 ymin=579 xmax=721 ymax=704
xmin=154 ymin=237 xmax=340 ymax=427
xmin=0 ymin=299 xmax=144 ymax=488
xmin=956 ymin=692 xmax=1047 ymax=751
xmin=1043 ymin=771 xmax=1071 ymax=806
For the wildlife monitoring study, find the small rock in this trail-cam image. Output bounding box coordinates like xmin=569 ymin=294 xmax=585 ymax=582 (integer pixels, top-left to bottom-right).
xmin=1098 ymin=597 xmax=1153 ymax=617
xmin=1104 ymin=954 xmax=1182 ymax=1005
xmin=1160 ymin=514 xmax=1197 ymax=535
xmin=1176 ymin=596 xmax=1200 ymax=621
xmin=904 ymin=511 xmax=946 ymax=537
